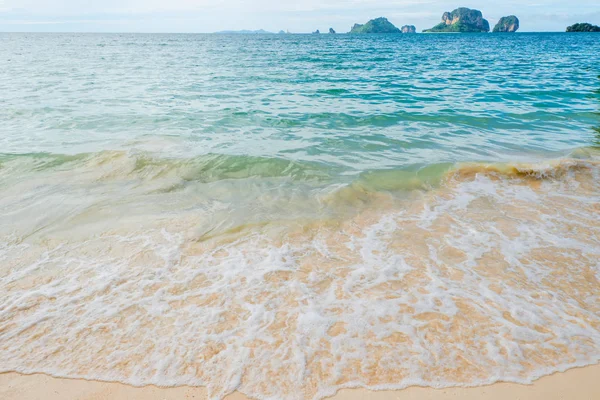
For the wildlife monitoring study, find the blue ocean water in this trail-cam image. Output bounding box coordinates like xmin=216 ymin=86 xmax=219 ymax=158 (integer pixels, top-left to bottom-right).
xmin=1 ymin=33 xmax=600 ymax=400
xmin=1 ymin=33 xmax=599 ymax=169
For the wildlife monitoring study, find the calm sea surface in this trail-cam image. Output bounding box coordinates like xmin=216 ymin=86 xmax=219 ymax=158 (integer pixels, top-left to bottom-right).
xmin=1 ymin=33 xmax=600 ymax=400
xmin=1 ymin=33 xmax=599 ymax=163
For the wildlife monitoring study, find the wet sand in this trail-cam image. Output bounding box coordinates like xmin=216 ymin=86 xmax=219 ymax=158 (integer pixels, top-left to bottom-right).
xmin=2 ymin=157 xmax=600 ymax=399
xmin=2 ymin=364 xmax=600 ymax=400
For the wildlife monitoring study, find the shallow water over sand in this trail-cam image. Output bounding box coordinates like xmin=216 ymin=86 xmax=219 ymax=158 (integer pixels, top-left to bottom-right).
xmin=1 ymin=151 xmax=600 ymax=399
xmin=1 ymin=33 xmax=600 ymax=399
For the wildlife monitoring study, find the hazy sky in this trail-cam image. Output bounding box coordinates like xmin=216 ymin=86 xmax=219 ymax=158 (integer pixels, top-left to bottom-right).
xmin=1 ymin=0 xmax=599 ymax=32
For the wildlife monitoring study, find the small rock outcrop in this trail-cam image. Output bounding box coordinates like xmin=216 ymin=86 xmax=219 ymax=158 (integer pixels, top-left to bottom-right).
xmin=350 ymin=17 xmax=401 ymax=34
xmin=329 ymin=28 xmax=336 ymax=34
xmin=566 ymin=23 xmax=600 ymax=32
xmin=312 ymin=29 xmax=320 ymax=34
xmin=424 ymin=7 xmax=490 ymax=33
xmin=493 ymin=16 xmax=519 ymax=32
xmin=401 ymin=25 xmax=417 ymax=33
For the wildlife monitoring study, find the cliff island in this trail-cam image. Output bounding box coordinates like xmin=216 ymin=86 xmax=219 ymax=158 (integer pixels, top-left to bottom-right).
xmin=424 ymin=7 xmax=490 ymax=33
xmin=401 ymin=25 xmax=417 ymax=33
xmin=350 ymin=17 xmax=401 ymax=34
xmin=566 ymin=23 xmax=600 ymax=32
xmin=493 ymin=16 xmax=520 ymax=32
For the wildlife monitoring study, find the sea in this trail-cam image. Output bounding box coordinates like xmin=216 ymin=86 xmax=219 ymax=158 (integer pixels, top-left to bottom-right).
xmin=1 ymin=32 xmax=599 ymax=400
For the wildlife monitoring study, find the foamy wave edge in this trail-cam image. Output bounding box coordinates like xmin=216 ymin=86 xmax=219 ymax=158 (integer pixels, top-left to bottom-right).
xmin=1 ymin=148 xmax=600 ymax=400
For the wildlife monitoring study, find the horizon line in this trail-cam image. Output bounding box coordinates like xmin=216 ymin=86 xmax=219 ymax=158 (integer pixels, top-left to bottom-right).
xmin=0 ymin=30 xmax=574 ymax=34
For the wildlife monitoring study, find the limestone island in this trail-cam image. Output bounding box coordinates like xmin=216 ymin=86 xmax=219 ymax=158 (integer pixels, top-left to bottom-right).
xmin=329 ymin=28 xmax=336 ymax=34
xmin=423 ymin=7 xmax=490 ymax=33
xmin=566 ymin=23 xmax=600 ymax=32
xmin=312 ymin=29 xmax=320 ymax=34
xmin=401 ymin=25 xmax=417 ymax=33
xmin=350 ymin=17 xmax=401 ymax=34
xmin=493 ymin=16 xmax=519 ymax=32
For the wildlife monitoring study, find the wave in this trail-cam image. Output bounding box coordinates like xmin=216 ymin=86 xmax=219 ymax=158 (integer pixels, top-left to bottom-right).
xmin=2 ymin=146 xmax=598 ymax=184
xmin=326 ymin=148 xmax=600 ymax=206
xmin=448 ymin=157 xmax=600 ymax=182
xmin=0 ymin=151 xmax=335 ymax=184
xmin=1 ymin=148 xmax=600 ymax=399
xmin=1 ymin=147 xmax=599 ymax=399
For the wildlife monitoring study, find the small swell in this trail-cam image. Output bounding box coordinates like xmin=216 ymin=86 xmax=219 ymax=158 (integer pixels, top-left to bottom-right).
xmin=448 ymin=158 xmax=600 ymax=181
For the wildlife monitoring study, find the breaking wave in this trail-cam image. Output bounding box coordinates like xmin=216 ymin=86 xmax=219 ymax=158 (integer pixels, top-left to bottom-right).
xmin=1 ymin=148 xmax=600 ymax=400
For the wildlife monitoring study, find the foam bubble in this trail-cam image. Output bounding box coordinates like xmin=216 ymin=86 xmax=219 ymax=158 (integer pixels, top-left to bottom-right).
xmin=1 ymin=156 xmax=600 ymax=400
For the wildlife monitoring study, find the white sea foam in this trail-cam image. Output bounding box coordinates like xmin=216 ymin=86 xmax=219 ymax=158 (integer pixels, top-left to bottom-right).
xmin=1 ymin=157 xmax=600 ymax=400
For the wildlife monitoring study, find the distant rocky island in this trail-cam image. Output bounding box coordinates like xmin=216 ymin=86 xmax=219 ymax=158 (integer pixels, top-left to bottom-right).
xmin=210 ymin=9 xmax=600 ymax=35
xmin=350 ymin=17 xmax=401 ymax=34
xmin=423 ymin=7 xmax=490 ymax=32
xmin=349 ymin=18 xmax=418 ymax=34
xmin=566 ymin=23 xmax=600 ymax=32
xmin=493 ymin=16 xmax=519 ymax=32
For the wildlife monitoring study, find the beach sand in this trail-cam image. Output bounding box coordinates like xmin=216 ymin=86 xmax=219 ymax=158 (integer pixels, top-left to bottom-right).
xmin=2 ymin=364 xmax=600 ymax=400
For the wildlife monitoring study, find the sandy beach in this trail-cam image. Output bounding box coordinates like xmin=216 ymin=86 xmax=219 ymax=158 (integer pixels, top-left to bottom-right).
xmin=2 ymin=30 xmax=600 ymax=400
xmin=2 ymin=364 xmax=600 ymax=400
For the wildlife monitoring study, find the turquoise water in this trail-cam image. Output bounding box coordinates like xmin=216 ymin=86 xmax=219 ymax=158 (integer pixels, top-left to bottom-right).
xmin=1 ymin=33 xmax=599 ymax=167
xmin=1 ymin=33 xmax=600 ymax=400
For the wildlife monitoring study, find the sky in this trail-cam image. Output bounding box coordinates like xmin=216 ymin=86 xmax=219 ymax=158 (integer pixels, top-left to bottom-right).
xmin=0 ymin=0 xmax=599 ymax=33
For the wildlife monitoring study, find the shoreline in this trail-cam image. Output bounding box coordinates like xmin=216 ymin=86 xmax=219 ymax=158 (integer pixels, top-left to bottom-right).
xmin=1 ymin=155 xmax=599 ymax=399
xmin=2 ymin=364 xmax=600 ymax=400
xmin=2 ymin=27 xmax=600 ymax=400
